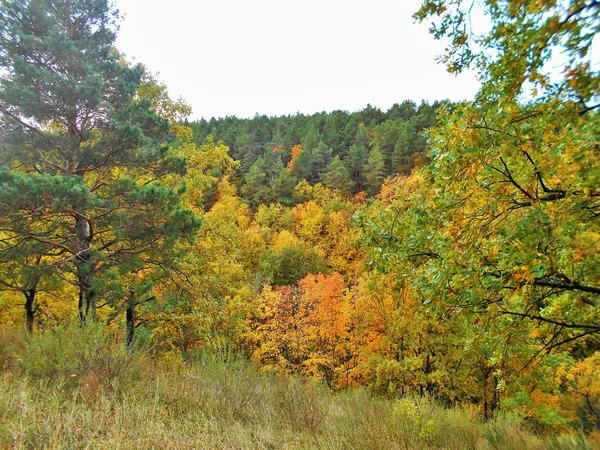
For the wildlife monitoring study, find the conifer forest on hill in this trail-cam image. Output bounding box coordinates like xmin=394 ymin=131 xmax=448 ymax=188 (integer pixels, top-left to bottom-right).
xmin=0 ymin=0 xmax=599 ymax=447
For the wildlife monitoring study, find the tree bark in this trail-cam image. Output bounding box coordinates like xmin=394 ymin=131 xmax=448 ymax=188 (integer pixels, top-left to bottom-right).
xmin=126 ymin=290 xmax=135 ymax=348
xmin=24 ymin=287 xmax=36 ymax=333
xmin=76 ymin=213 xmax=96 ymax=324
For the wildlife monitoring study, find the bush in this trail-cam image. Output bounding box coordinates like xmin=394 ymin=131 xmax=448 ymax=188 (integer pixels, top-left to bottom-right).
xmin=259 ymin=246 xmax=329 ymax=286
xmin=20 ymin=324 xmax=140 ymax=391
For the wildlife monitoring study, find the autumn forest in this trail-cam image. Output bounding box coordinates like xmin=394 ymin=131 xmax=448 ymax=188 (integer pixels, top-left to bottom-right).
xmin=0 ymin=0 xmax=599 ymax=448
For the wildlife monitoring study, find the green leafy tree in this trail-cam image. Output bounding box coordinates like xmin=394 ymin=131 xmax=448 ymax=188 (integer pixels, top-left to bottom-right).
xmin=411 ymin=0 xmax=600 ymax=349
xmin=350 ymin=0 xmax=600 ymax=424
xmin=259 ymin=246 xmax=329 ymax=287
xmin=0 ymin=0 xmax=198 ymax=324
xmin=351 ymin=0 xmax=600 ymax=426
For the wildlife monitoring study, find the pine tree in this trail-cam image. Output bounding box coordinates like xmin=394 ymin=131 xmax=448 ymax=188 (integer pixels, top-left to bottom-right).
xmin=241 ymin=159 xmax=268 ymax=207
xmin=364 ymin=145 xmax=386 ymax=196
xmin=321 ymin=156 xmax=353 ymax=194
xmin=0 ymin=0 xmax=198 ymax=324
xmin=345 ymin=142 xmax=368 ymax=192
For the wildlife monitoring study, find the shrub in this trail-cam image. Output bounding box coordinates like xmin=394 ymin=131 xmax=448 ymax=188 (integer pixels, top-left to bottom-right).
xmin=20 ymin=324 xmax=140 ymax=391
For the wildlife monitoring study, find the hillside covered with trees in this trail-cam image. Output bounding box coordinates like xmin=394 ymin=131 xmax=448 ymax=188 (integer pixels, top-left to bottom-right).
xmin=0 ymin=0 xmax=599 ymax=447
xmin=189 ymin=100 xmax=444 ymax=204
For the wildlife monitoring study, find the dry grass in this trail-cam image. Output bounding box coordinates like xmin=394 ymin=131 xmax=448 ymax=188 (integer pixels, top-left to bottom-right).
xmin=0 ymin=327 xmax=595 ymax=449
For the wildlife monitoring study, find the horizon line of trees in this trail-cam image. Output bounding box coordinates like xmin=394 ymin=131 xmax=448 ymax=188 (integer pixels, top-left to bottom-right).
xmin=188 ymin=100 xmax=449 ymax=206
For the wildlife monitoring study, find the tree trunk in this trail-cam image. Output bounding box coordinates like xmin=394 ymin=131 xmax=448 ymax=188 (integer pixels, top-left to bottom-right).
xmin=126 ymin=291 xmax=135 ymax=348
xmin=24 ymin=287 xmax=36 ymax=333
xmin=76 ymin=213 xmax=95 ymax=324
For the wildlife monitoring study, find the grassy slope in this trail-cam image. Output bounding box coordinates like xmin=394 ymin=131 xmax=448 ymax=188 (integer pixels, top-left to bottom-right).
xmin=0 ymin=327 xmax=594 ymax=450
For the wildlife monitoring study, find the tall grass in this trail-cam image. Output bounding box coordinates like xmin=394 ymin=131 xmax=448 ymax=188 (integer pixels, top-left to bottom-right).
xmin=0 ymin=327 xmax=595 ymax=449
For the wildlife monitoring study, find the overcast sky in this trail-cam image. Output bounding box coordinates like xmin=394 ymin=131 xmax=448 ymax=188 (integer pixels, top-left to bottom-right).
xmin=114 ymin=0 xmax=481 ymax=120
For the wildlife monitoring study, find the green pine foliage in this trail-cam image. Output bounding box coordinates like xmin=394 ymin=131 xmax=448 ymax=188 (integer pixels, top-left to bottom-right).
xmin=191 ymin=100 xmax=447 ymax=205
xmin=0 ymin=0 xmax=198 ymax=326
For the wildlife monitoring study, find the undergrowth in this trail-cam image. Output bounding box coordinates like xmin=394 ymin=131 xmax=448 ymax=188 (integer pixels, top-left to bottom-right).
xmin=0 ymin=327 xmax=595 ymax=449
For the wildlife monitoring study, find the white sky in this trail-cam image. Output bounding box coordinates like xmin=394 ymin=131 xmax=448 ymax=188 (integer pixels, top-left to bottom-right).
xmin=114 ymin=0 xmax=481 ymax=120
